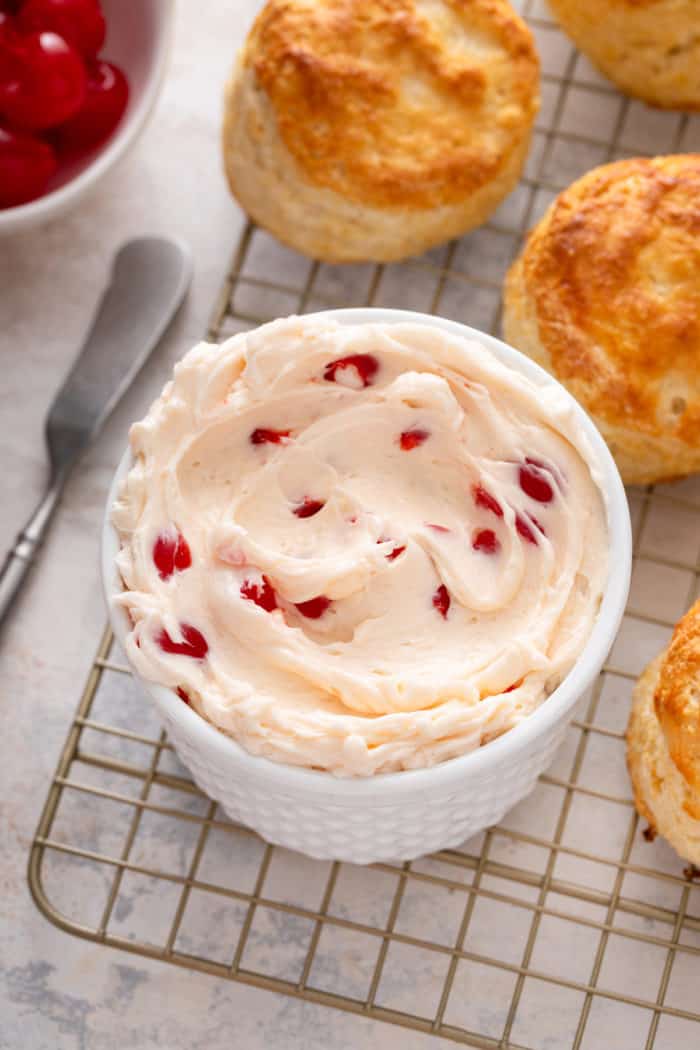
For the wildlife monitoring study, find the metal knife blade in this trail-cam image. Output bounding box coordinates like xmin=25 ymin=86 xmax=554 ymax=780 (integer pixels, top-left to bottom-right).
xmin=46 ymin=235 xmax=192 ymax=475
xmin=0 ymin=235 xmax=192 ymax=628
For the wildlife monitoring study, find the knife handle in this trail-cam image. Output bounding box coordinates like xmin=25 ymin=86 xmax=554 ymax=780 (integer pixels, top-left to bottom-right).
xmin=0 ymin=476 xmax=65 ymax=628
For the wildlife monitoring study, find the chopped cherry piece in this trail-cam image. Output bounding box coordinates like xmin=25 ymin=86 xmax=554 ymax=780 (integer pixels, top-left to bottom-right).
xmin=153 ymin=529 xmax=191 ymax=581
xmin=472 ymin=528 xmax=500 ymax=555
xmin=250 ymin=427 xmax=291 ymax=445
xmin=504 ymin=680 xmax=522 ymax=693
xmin=240 ymin=575 xmax=278 ymax=612
xmin=378 ymin=536 xmax=406 ymax=560
xmin=427 ymin=523 xmax=450 ymax=533
xmin=519 ymin=459 xmax=554 ymax=503
xmin=174 ymin=537 xmax=191 ymax=571
xmin=158 ymin=624 xmax=209 ymax=659
xmin=18 ymin=0 xmax=106 ymax=57
xmin=293 ymin=497 xmax=324 ymax=519
xmin=399 ymin=427 xmax=429 ymax=451
xmin=295 ymin=595 xmax=331 ymax=619
xmin=473 ymin=485 xmax=503 ymax=518
xmin=515 ymin=513 xmax=544 ymax=545
xmin=176 ymin=687 xmax=191 ymax=705
xmin=0 ymin=30 xmax=87 ymax=130
xmin=0 ymin=124 xmax=56 ymax=207
xmin=323 ymin=353 xmax=378 ymax=388
xmin=432 ymin=584 xmax=451 ymax=619
xmin=153 ymin=537 xmax=174 ymax=578
xmin=57 ymin=60 xmax=128 ymax=153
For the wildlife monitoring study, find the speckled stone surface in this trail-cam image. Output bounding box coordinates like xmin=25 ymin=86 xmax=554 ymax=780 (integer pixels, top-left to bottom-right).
xmin=0 ymin=3 xmax=449 ymax=1047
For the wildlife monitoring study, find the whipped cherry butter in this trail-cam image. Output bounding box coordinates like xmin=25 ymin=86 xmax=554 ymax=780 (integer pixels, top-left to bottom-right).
xmin=112 ymin=317 xmax=608 ymax=776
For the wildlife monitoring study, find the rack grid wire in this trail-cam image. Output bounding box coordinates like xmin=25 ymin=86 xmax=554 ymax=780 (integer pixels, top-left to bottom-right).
xmin=28 ymin=3 xmax=700 ymax=1048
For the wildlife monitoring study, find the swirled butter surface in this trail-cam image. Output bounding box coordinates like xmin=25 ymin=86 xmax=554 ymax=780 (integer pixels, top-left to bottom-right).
xmin=113 ymin=316 xmax=608 ymax=776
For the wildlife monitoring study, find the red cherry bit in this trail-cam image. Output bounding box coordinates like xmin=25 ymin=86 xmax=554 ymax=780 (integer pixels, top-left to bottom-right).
xmin=516 ymin=513 xmax=544 ymax=546
xmin=18 ymin=0 xmax=107 ymax=58
xmin=158 ymin=624 xmax=209 ymax=659
xmin=293 ymin=497 xmax=324 ymax=519
xmin=386 ymin=544 xmax=406 ymax=561
xmin=472 ymin=529 xmax=500 ymax=555
xmin=240 ymin=575 xmax=278 ymax=612
xmin=473 ymin=485 xmax=504 ymax=518
xmin=173 ymin=533 xmax=192 ymax=571
xmin=153 ymin=529 xmax=192 ymax=581
xmin=295 ymin=595 xmax=331 ymax=619
xmin=323 ymin=354 xmax=379 ymax=388
xmin=176 ymin=687 xmax=191 ymax=705
xmin=432 ymin=584 xmax=451 ymax=619
xmin=57 ymin=60 xmax=129 ymax=154
xmin=0 ymin=125 xmax=56 ymax=207
xmin=0 ymin=30 xmax=87 ymax=131
xmin=519 ymin=459 xmax=554 ymax=503
xmin=0 ymin=10 xmax=17 ymax=35
xmin=399 ymin=427 xmax=430 ymax=451
xmin=250 ymin=427 xmax=291 ymax=445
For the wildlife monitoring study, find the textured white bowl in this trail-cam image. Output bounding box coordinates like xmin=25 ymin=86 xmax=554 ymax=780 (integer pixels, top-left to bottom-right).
xmin=103 ymin=309 xmax=632 ymax=864
xmin=0 ymin=0 xmax=174 ymax=235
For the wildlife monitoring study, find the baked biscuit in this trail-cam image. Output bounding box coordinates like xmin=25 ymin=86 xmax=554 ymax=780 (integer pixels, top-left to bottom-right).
xmin=223 ymin=0 xmax=539 ymax=263
xmin=547 ymin=0 xmax=700 ymax=110
xmin=503 ymin=155 xmax=700 ymax=486
xmin=627 ymin=600 xmax=700 ymax=866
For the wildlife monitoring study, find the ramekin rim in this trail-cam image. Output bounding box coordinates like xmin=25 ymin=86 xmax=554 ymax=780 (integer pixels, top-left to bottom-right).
xmin=101 ymin=307 xmax=632 ymax=800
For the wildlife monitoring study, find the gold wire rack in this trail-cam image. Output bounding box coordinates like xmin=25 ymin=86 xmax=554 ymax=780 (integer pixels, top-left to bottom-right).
xmin=29 ymin=3 xmax=700 ymax=1048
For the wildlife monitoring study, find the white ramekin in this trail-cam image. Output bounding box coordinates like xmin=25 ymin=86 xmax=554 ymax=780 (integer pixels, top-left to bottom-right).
xmin=102 ymin=308 xmax=631 ymax=864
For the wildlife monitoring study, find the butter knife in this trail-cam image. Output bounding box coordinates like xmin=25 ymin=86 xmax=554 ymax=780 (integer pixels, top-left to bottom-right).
xmin=0 ymin=236 xmax=192 ymax=627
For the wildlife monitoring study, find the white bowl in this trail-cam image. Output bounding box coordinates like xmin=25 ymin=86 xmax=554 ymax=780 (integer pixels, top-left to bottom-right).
xmin=0 ymin=0 xmax=175 ymax=235
xmin=103 ymin=309 xmax=632 ymax=864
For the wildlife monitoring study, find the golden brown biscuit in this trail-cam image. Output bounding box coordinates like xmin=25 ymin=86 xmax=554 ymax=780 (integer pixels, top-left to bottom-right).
xmin=547 ymin=0 xmax=700 ymax=110
xmin=627 ymin=600 xmax=700 ymax=866
xmin=223 ymin=0 xmax=539 ymax=262
xmin=503 ymin=155 xmax=700 ymax=486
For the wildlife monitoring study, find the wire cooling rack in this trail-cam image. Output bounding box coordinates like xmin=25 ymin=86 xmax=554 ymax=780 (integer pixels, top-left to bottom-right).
xmin=29 ymin=3 xmax=700 ymax=1048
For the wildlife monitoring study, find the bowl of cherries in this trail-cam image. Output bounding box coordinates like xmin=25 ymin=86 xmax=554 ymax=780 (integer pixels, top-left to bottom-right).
xmin=0 ymin=0 xmax=174 ymax=233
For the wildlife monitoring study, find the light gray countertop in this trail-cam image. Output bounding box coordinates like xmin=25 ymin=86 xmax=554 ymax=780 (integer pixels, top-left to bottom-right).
xmin=0 ymin=3 xmax=452 ymax=1047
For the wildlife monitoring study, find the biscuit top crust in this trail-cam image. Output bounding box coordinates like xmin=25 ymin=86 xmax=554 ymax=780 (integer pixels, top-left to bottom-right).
xmin=244 ymin=0 xmax=539 ymax=209
xmin=607 ymin=0 xmax=672 ymax=6
xmin=552 ymin=0 xmax=684 ymax=12
xmin=655 ymin=600 xmax=700 ymax=793
xmin=519 ymin=155 xmax=700 ymax=450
